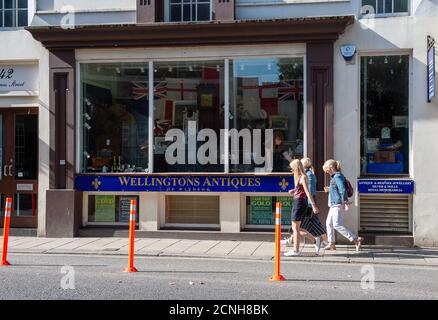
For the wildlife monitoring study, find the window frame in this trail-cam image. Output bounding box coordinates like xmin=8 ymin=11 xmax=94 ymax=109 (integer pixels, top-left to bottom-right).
xmin=0 ymin=0 xmax=28 ymax=28
xmin=76 ymin=53 xmax=307 ymax=175
xmin=360 ymin=0 xmax=410 ymax=18
xmin=358 ymin=51 xmax=412 ymax=178
xmin=165 ymin=0 xmax=212 ymax=22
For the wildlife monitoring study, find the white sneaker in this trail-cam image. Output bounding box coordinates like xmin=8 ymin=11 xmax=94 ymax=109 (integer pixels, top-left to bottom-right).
xmin=284 ymin=250 xmax=300 ymax=257
xmin=280 ymin=237 xmax=292 ymax=246
xmin=314 ymin=237 xmax=322 ymax=254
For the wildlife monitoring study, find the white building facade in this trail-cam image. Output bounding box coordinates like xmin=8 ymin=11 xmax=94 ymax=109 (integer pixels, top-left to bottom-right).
xmin=3 ymin=0 xmax=435 ymax=246
xmin=0 ymin=0 xmax=49 ymax=236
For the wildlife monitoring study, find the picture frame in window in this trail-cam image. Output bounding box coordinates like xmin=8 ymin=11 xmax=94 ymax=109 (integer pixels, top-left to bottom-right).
xmin=197 ymin=83 xmax=217 ymax=109
xmin=269 ymin=115 xmax=288 ymax=130
xmin=392 ymin=115 xmax=408 ymax=128
xmin=172 ymin=100 xmax=197 ymax=127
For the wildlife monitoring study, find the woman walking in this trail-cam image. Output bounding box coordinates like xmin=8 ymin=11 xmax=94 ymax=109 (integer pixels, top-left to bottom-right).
xmin=322 ymin=159 xmax=363 ymax=252
xmin=281 ymin=158 xmax=328 ymax=254
xmin=300 ymin=158 xmax=329 ymax=253
xmin=284 ymin=159 xmax=319 ymax=257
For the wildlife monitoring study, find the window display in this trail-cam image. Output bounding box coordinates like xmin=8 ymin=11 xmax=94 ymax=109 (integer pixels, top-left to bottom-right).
xmin=246 ymin=196 xmax=292 ymax=226
xmin=231 ymin=58 xmax=304 ymax=172
xmin=88 ymin=195 xmax=139 ymax=223
xmin=80 ymin=63 xmax=149 ymax=173
xmin=360 ymin=55 xmax=409 ymax=175
xmin=153 ymin=60 xmax=224 ymax=172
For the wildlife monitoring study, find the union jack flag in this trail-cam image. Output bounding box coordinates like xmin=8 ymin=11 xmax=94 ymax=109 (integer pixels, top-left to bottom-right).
xmin=132 ymin=81 xmax=167 ymax=100
xmin=278 ymin=80 xmax=303 ymax=101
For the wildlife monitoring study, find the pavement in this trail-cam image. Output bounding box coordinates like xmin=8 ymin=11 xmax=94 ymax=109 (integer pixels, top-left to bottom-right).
xmin=3 ymin=236 xmax=438 ymax=267
xmin=2 ymin=253 xmax=438 ymax=300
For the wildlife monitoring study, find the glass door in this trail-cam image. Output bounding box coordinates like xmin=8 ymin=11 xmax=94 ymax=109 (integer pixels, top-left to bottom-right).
xmin=0 ymin=108 xmax=38 ymax=228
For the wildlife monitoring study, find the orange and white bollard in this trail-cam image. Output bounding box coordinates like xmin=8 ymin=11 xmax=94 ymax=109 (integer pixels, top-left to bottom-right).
xmin=124 ymin=199 xmax=138 ymax=273
xmin=270 ymin=202 xmax=285 ymax=281
xmin=1 ymin=197 xmax=13 ymax=266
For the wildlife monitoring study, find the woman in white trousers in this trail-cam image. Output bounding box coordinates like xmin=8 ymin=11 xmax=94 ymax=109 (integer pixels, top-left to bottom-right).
xmin=322 ymin=160 xmax=363 ymax=252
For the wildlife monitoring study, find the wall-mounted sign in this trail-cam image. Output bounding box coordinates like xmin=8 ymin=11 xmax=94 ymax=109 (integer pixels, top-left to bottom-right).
xmin=76 ymin=175 xmax=294 ymax=193
xmin=16 ymin=184 xmax=33 ymax=191
xmin=248 ymin=196 xmax=293 ymax=225
xmin=358 ymin=179 xmax=414 ymax=194
xmin=427 ymin=36 xmax=435 ymax=103
xmin=0 ymin=64 xmax=39 ymax=96
xmin=276 ymin=196 xmax=292 ymax=226
xmin=249 ymin=196 xmax=273 ymax=225
xmin=118 ymin=196 xmax=138 ymax=222
xmin=94 ymin=195 xmax=116 ymax=222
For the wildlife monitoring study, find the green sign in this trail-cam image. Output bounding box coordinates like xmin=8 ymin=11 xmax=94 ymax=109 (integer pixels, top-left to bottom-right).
xmin=249 ymin=196 xmax=273 ymax=225
xmin=95 ymin=195 xmax=116 ymax=222
xmin=277 ymin=196 xmax=292 ymax=226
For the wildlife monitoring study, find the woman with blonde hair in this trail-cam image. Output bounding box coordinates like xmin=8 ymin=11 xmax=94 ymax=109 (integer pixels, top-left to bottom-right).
xmin=300 ymin=158 xmax=328 ymax=253
xmin=323 ymin=159 xmax=363 ymax=252
xmin=284 ymin=159 xmax=320 ymax=256
xmin=281 ymin=158 xmax=328 ymax=254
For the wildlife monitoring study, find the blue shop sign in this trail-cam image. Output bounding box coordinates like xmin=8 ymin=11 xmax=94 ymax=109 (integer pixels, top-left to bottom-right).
xmin=76 ymin=175 xmax=295 ymax=193
xmin=428 ymin=44 xmax=435 ymax=102
xmin=358 ymin=179 xmax=414 ymax=194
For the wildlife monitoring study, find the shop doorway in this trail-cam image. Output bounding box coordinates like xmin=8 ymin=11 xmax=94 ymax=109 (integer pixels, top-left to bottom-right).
xmin=0 ymin=108 xmax=38 ymax=228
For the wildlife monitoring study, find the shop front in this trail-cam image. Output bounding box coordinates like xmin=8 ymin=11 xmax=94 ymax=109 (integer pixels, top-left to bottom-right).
xmin=27 ymin=16 xmax=354 ymax=235
xmin=0 ymin=63 xmax=40 ymax=229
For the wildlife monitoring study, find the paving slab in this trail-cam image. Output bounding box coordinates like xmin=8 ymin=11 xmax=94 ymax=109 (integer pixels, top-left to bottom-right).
xmin=75 ymin=238 xmax=121 ymax=251
xmin=424 ymin=258 xmax=438 ymax=265
xmin=8 ymin=237 xmax=38 ymax=247
xmin=51 ymin=238 xmax=100 ymax=251
xmin=252 ymin=242 xmax=274 ymax=258
xmin=369 ymin=253 xmax=403 ymax=265
xmin=11 ymin=238 xmax=54 ymax=250
xmin=134 ymin=238 xmax=162 ymax=251
xmin=183 ymin=240 xmax=220 ymax=255
xmin=3 ymin=237 xmax=27 ymax=244
xmin=138 ymin=239 xmax=180 ymax=253
xmin=96 ymin=238 xmax=129 ymax=251
xmin=32 ymin=238 xmax=78 ymax=251
xmin=228 ymin=241 xmax=262 ymax=257
xmin=206 ymin=241 xmax=241 ymax=256
xmin=161 ymin=240 xmax=200 ymax=254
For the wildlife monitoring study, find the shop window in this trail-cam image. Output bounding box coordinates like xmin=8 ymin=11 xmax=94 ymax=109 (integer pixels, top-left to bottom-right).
xmin=360 ymin=55 xmax=410 ymax=175
xmin=1 ymin=0 xmax=28 ymax=27
xmin=88 ymin=195 xmax=139 ymax=223
xmin=168 ymin=0 xmax=211 ymax=22
xmin=80 ymin=63 xmax=149 ymax=173
xmin=246 ymin=196 xmax=292 ymax=226
xmin=231 ymin=58 xmax=304 ymax=173
xmin=13 ymin=193 xmax=37 ymax=217
xmin=165 ymin=195 xmax=220 ymax=225
xmin=153 ymin=60 xmax=224 ymax=172
xmin=361 ymin=0 xmax=409 ymax=16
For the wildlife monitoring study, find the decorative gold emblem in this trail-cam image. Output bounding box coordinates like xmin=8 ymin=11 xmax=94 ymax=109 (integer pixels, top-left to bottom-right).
xmin=279 ymin=178 xmax=289 ymax=191
xmin=92 ymin=178 xmax=101 ymax=190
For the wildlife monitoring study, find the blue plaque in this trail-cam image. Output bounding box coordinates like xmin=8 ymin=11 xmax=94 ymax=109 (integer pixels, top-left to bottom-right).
xmin=358 ymin=179 xmax=414 ymax=194
xmin=428 ymin=42 xmax=435 ymax=102
xmin=76 ymin=175 xmax=295 ymax=193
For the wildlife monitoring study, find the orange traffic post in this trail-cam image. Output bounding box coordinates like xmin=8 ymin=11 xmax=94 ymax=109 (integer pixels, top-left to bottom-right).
xmin=270 ymin=202 xmax=285 ymax=281
xmin=1 ymin=197 xmax=13 ymax=266
xmin=124 ymin=199 xmax=138 ymax=273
